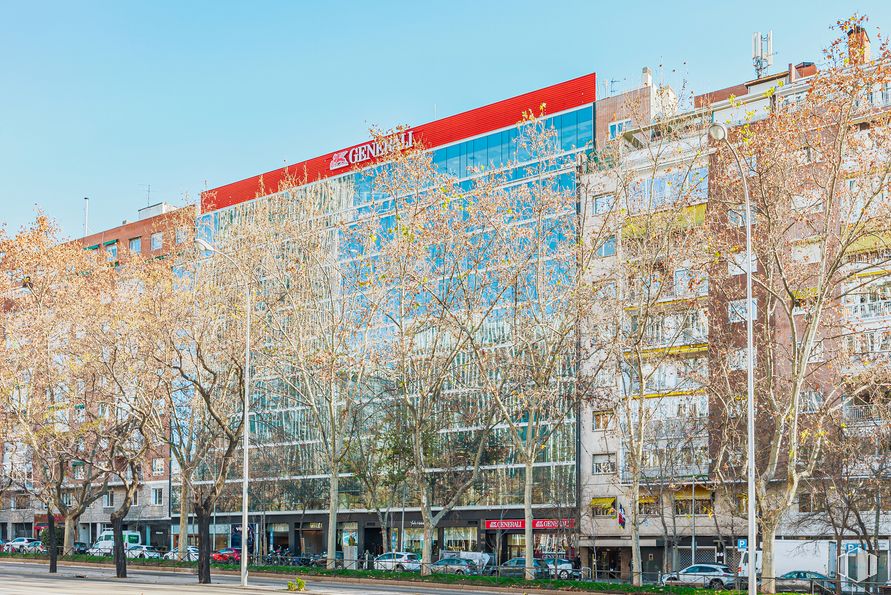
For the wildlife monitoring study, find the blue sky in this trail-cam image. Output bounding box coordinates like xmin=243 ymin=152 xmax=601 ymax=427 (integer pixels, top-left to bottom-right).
xmin=2 ymin=1 xmax=889 ymax=238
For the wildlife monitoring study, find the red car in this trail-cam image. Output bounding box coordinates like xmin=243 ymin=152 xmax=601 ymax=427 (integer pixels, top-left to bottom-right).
xmin=211 ymin=547 xmax=241 ymax=563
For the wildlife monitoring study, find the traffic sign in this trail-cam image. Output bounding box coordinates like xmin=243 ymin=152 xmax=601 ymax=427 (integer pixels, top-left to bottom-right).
xmin=737 ymin=539 xmax=747 ymax=551
xmin=845 ymin=543 xmax=860 ymax=554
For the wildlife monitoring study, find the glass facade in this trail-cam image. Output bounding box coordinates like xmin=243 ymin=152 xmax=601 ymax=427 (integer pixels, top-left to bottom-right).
xmin=190 ymin=105 xmax=594 ymax=516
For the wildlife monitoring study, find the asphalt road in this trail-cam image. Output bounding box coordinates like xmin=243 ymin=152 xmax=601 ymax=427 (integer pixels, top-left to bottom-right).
xmin=0 ymin=560 xmax=514 ymax=594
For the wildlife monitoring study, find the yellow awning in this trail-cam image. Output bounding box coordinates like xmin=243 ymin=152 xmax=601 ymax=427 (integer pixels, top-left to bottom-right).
xmin=622 ymin=203 xmax=707 ymax=239
xmin=675 ymin=485 xmax=713 ymax=500
xmin=638 ymin=496 xmax=656 ymax=505
xmin=591 ymin=497 xmax=617 ymax=509
xmin=846 ymin=230 xmax=891 ymax=255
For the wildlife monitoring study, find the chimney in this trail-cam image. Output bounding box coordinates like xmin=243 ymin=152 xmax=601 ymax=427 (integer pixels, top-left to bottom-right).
xmin=788 ymin=63 xmax=796 ymax=83
xmin=642 ymin=67 xmax=653 ymax=88
xmin=848 ymin=25 xmax=871 ymax=65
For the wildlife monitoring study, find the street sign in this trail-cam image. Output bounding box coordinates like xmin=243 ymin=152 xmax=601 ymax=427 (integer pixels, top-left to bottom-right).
xmin=845 ymin=543 xmax=860 ymax=554
xmin=737 ymin=539 xmax=747 ymax=551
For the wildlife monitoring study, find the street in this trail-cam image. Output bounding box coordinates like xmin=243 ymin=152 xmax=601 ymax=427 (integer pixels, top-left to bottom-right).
xmin=0 ymin=560 xmax=514 ymax=594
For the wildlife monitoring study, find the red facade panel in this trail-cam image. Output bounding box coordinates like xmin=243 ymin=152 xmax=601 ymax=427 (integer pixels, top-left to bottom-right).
xmin=202 ymin=73 xmax=596 ymax=213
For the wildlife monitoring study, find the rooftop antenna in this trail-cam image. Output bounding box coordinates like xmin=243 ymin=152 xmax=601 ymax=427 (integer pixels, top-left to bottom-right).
xmin=138 ymin=183 xmax=151 ymax=206
xmin=752 ymin=31 xmax=774 ymax=78
xmin=83 ymin=197 xmax=89 ymax=237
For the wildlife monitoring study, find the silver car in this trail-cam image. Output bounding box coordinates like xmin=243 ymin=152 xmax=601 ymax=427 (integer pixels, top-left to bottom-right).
xmin=163 ymin=545 xmax=199 ymax=561
xmin=663 ymin=564 xmax=737 ymax=589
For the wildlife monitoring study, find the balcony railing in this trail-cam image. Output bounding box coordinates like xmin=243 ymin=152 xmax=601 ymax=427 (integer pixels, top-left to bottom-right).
xmin=843 ymin=404 xmax=884 ymax=422
xmin=847 ymin=300 xmax=891 ymax=320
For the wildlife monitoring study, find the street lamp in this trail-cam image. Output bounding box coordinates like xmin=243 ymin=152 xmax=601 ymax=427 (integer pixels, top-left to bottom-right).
xmin=708 ymin=122 xmax=757 ymax=595
xmin=195 ymin=237 xmax=252 ymax=588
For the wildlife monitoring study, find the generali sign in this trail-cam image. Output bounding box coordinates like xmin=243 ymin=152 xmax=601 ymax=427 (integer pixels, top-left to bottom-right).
xmin=329 ymin=130 xmax=415 ymax=171
xmin=484 ymin=518 xmax=575 ymax=530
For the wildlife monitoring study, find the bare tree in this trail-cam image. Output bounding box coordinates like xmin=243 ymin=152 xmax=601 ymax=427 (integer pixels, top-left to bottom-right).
xmin=708 ymin=18 xmax=891 ymax=591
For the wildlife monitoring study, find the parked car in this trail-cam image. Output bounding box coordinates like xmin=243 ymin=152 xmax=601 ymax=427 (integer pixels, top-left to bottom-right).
xmin=776 ymin=570 xmax=834 ymax=594
xmin=544 ymin=557 xmax=581 ymax=579
xmin=5 ymin=537 xmax=42 ymax=553
xmin=211 ymin=547 xmax=241 ymax=563
xmin=662 ymin=564 xmax=737 ymax=589
xmin=374 ymin=551 xmax=421 ymax=572
xmin=72 ymin=542 xmax=89 ymax=555
xmin=125 ymin=545 xmax=162 ymax=559
xmin=431 ymin=557 xmax=479 ymax=575
xmin=164 ymin=546 xmax=199 ymax=561
xmin=497 ymin=557 xmax=549 ymax=579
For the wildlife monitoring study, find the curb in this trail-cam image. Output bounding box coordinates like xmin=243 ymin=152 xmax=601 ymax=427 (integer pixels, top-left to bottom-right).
xmin=0 ymin=557 xmax=626 ymax=595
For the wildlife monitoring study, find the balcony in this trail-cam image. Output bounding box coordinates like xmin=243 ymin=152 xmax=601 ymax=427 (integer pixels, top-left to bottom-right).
xmin=843 ymin=403 xmax=885 ymax=423
xmin=847 ymin=299 xmax=891 ymax=320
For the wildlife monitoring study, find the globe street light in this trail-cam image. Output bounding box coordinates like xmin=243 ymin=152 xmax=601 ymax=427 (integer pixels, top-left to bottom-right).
xmin=195 ymin=237 xmax=252 ymax=588
xmin=708 ymin=121 xmax=757 ymax=595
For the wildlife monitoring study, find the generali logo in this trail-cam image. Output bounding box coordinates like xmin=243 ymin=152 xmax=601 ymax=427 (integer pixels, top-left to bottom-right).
xmin=329 ymin=130 xmax=415 ymax=171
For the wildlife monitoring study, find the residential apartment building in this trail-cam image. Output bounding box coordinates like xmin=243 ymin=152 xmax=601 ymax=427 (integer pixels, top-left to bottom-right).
xmin=0 ymin=201 xmax=194 ymax=547
xmin=578 ymin=26 xmax=891 ymax=582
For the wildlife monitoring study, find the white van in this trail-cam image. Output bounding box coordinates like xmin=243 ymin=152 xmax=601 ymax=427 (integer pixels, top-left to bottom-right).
xmin=88 ymin=530 xmax=141 ymax=555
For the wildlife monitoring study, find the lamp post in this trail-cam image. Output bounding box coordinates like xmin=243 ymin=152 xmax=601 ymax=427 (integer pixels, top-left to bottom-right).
xmin=708 ymin=122 xmax=757 ymax=595
xmin=195 ymin=237 xmax=251 ymax=588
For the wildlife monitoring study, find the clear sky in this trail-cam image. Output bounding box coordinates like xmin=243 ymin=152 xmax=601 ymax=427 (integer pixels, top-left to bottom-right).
xmin=2 ymin=0 xmax=889 ymax=238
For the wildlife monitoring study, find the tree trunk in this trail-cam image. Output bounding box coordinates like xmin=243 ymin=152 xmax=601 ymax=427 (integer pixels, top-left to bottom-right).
xmin=111 ymin=512 xmax=128 ymax=579
xmin=63 ymin=514 xmax=77 ymax=555
xmin=380 ymin=526 xmax=388 ymax=554
xmin=524 ymin=458 xmax=535 ymax=580
xmin=47 ymin=514 xmax=58 ymax=573
xmin=630 ymin=475 xmax=642 ymax=585
xmin=761 ymin=521 xmax=777 ymax=593
xmin=421 ymin=520 xmax=433 ymax=576
xmin=326 ymin=471 xmax=339 ymax=569
xmin=178 ymin=479 xmax=190 ymax=560
xmin=196 ymin=504 xmax=212 ymax=584
xmin=835 ymin=537 xmax=843 ymax=595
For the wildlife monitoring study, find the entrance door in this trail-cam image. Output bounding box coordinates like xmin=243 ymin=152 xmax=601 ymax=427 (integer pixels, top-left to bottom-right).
xmin=364 ymin=527 xmax=384 ymax=556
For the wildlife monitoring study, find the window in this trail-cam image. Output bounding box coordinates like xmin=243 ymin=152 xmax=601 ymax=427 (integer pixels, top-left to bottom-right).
xmin=597 ymin=235 xmax=616 ymax=258
xmin=728 ymin=347 xmax=755 ymax=371
xmin=592 ymin=454 xmax=617 ymax=474
xmin=800 ymin=390 xmax=824 ymax=413
xmin=593 ymin=194 xmax=615 ymax=215
xmin=150 ymin=488 xmax=163 ymax=506
xmin=608 ymin=119 xmax=632 ymax=140
xmin=129 ymin=237 xmax=142 ymax=253
xmin=11 ymin=494 xmax=28 ymax=510
xmin=105 ymin=242 xmax=118 ymax=262
xmin=638 ymin=497 xmax=659 ymax=516
xmin=60 ymin=492 xmax=71 ymax=507
xmin=151 ymin=458 xmax=164 ymax=476
xmin=150 ymin=232 xmax=163 ymax=251
xmin=728 ymin=299 xmax=757 ymax=323
xmin=131 ymin=490 xmax=138 ymax=506
xmin=592 ymin=410 xmax=613 ymax=431
xmin=798 ymin=492 xmax=825 ymax=513
xmin=103 ymin=491 xmax=114 ymax=508
xmin=728 ymin=205 xmax=757 ymax=227
xmin=728 ymin=251 xmax=757 ymax=276
xmin=175 ymin=228 xmax=188 ymax=244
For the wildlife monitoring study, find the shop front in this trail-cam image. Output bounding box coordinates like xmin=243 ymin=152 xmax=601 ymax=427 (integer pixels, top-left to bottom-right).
xmin=294 ymin=521 xmax=324 ymax=556
xmin=483 ymin=518 xmax=576 ymax=564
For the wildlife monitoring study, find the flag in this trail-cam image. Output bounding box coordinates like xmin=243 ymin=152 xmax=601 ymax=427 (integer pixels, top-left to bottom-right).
xmin=618 ymin=504 xmax=626 ymax=529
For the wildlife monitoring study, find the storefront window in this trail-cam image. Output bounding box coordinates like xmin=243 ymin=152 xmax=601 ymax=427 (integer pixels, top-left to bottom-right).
xmin=394 ymin=527 xmax=437 ymax=554
xmin=443 ymin=527 xmax=477 ymax=552
xmin=506 ymin=533 xmax=525 ymax=559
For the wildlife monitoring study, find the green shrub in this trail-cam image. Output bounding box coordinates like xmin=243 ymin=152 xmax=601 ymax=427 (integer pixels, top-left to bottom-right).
xmin=287 ymin=577 xmax=305 ymax=591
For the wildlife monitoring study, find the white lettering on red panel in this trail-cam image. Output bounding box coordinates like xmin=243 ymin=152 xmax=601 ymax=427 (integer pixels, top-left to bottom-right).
xmin=329 ymin=131 xmax=415 ymax=170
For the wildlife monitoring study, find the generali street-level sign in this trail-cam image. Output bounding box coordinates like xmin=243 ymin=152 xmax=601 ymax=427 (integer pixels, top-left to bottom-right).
xmin=485 ymin=519 xmax=575 ymax=530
